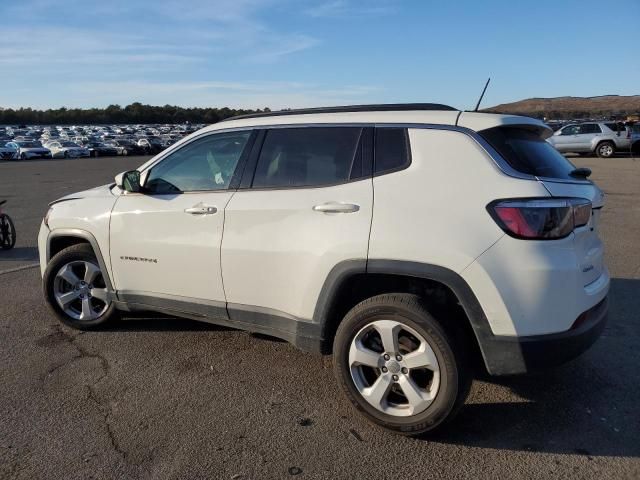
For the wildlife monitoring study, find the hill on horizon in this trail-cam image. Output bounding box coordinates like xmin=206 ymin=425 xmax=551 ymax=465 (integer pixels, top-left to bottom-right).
xmin=484 ymin=95 xmax=640 ymax=119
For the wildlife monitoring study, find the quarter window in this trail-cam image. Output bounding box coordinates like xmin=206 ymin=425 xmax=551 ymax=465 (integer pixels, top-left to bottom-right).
xmin=145 ymin=131 xmax=250 ymax=194
xmin=604 ymin=123 xmax=624 ymax=133
xmin=252 ymin=127 xmax=363 ymax=188
xmin=374 ymin=128 xmax=410 ymax=174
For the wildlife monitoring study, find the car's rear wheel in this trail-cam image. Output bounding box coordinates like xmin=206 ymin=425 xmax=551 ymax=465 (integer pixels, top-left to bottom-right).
xmin=596 ymin=141 xmax=615 ymax=158
xmin=0 ymin=214 xmax=16 ymax=249
xmin=333 ymin=293 xmax=470 ymax=435
xmin=43 ymin=244 xmax=117 ymax=329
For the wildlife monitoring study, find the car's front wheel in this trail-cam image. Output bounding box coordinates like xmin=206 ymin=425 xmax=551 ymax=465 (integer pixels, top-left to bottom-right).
xmin=43 ymin=244 xmax=117 ymax=329
xmin=333 ymin=293 xmax=470 ymax=435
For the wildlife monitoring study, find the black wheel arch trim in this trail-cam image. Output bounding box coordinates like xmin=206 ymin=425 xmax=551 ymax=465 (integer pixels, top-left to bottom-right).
xmin=314 ymin=259 xmax=493 ymax=339
xmin=315 ymin=259 xmax=523 ymax=374
xmin=46 ymin=229 xmax=115 ymax=292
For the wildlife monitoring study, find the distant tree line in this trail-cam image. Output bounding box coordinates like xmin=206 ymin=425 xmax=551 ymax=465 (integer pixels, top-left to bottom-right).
xmin=0 ymin=103 xmax=271 ymax=125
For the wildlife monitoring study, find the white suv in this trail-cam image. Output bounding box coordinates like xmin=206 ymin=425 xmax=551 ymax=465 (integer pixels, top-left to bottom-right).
xmin=39 ymin=104 xmax=609 ymax=435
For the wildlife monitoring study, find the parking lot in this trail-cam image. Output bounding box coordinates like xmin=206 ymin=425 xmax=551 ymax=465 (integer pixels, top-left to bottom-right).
xmin=1 ymin=155 xmax=639 ymax=479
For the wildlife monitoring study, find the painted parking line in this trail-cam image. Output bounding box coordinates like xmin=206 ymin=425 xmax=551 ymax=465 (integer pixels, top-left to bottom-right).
xmin=0 ymin=263 xmax=40 ymax=275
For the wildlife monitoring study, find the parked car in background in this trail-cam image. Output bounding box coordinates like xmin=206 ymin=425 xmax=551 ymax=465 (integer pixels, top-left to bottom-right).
xmin=110 ymin=139 xmax=147 ymax=156
xmin=82 ymin=142 xmax=119 ymax=157
xmin=6 ymin=141 xmax=52 ymax=159
xmin=137 ymin=137 xmax=164 ymax=154
xmin=630 ymin=124 xmax=640 ymax=153
xmin=46 ymin=141 xmax=90 ymax=158
xmin=547 ymin=122 xmax=631 ymax=157
xmin=0 ymin=142 xmax=19 ymax=160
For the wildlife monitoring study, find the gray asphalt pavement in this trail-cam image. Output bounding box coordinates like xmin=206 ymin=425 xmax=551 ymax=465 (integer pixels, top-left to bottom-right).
xmin=1 ymin=155 xmax=639 ymax=479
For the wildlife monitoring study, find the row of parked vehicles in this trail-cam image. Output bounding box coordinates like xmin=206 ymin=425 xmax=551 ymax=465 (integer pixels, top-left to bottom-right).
xmin=1 ymin=120 xmax=638 ymax=161
xmin=546 ymin=120 xmax=640 ymax=157
xmin=0 ymin=124 xmax=204 ymax=160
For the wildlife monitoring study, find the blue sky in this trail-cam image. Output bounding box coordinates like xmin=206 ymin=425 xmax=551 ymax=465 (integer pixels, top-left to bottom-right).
xmin=1 ymin=0 xmax=638 ymax=110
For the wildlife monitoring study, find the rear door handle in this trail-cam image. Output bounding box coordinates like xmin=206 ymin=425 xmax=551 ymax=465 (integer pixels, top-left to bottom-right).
xmin=313 ymin=202 xmax=360 ymax=214
xmin=184 ymin=205 xmax=217 ymax=215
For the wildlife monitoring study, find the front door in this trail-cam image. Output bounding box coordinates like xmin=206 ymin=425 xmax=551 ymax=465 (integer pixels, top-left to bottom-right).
xmin=110 ymin=130 xmax=253 ymax=309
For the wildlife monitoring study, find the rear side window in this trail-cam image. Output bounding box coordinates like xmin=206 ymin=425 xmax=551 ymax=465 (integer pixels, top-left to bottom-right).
xmin=375 ymin=128 xmax=410 ymax=174
xmin=252 ymin=127 xmax=362 ymax=188
xmin=581 ymin=123 xmax=602 ymax=134
xmin=480 ymin=127 xmax=577 ymax=180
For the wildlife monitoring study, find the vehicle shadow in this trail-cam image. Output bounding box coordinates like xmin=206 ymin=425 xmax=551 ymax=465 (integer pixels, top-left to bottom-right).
xmin=108 ymin=313 xmax=233 ymax=333
xmin=425 ymin=277 xmax=640 ymax=458
xmin=0 ymin=246 xmax=39 ymax=262
xmin=110 ymin=314 xmax=286 ymax=343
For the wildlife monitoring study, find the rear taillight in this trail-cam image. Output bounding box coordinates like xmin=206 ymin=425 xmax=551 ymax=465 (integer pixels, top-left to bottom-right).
xmin=488 ymin=198 xmax=592 ymax=240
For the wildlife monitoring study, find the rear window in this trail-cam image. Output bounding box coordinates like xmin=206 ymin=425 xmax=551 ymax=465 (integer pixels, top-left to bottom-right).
xmin=480 ymin=127 xmax=577 ymax=180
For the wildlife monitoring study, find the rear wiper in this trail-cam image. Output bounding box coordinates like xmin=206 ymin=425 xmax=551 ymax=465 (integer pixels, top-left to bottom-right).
xmin=569 ymin=167 xmax=592 ymax=178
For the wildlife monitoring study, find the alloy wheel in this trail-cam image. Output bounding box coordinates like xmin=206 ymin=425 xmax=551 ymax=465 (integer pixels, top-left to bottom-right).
xmin=599 ymin=144 xmax=613 ymax=157
xmin=348 ymin=319 xmax=440 ymax=417
xmin=53 ymin=261 xmax=110 ymax=321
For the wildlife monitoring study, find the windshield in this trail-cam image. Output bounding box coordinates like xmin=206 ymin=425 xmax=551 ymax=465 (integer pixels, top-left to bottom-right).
xmin=480 ymin=127 xmax=578 ymax=180
xmin=17 ymin=141 xmax=42 ymax=148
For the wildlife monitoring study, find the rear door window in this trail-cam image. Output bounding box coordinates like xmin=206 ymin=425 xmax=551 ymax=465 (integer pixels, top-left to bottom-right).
xmin=480 ymin=127 xmax=578 ymax=180
xmin=252 ymin=127 xmax=363 ymax=188
xmin=580 ymin=124 xmax=602 ymax=134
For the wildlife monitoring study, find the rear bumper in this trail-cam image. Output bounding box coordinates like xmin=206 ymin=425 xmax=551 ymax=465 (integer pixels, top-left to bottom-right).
xmin=480 ymin=296 xmax=608 ymax=375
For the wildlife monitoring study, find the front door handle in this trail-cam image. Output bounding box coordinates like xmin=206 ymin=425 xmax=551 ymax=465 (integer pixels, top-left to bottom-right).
xmin=184 ymin=205 xmax=217 ymax=215
xmin=313 ymin=202 xmax=360 ymax=214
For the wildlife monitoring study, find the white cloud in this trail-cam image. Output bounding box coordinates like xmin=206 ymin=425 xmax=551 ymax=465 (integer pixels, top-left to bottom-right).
xmin=305 ymin=0 xmax=396 ymax=18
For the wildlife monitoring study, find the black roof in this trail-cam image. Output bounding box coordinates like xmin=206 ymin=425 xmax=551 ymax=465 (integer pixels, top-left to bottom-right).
xmin=222 ymin=103 xmax=457 ymax=122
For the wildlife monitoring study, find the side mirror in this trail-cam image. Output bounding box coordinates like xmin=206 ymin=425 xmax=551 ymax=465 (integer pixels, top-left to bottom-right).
xmin=115 ymin=170 xmax=142 ymax=193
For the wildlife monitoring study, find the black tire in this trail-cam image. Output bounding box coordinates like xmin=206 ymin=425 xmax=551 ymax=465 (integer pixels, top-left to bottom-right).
xmin=20 ymin=153 xmax=26 ymax=160
xmin=64 ymin=151 xmax=69 ymax=158
xmin=596 ymin=141 xmax=615 ymax=158
xmin=0 ymin=213 xmax=16 ymax=250
xmin=43 ymin=244 xmax=118 ymax=330
xmin=333 ymin=293 xmax=471 ymax=436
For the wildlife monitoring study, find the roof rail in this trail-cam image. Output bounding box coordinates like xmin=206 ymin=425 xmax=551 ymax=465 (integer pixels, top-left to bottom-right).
xmin=221 ymin=103 xmax=458 ymax=122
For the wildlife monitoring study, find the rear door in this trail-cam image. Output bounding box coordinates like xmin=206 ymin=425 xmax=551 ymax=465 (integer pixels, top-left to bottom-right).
xmin=576 ymin=123 xmax=602 ymax=152
xmin=221 ymin=126 xmax=373 ymax=322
